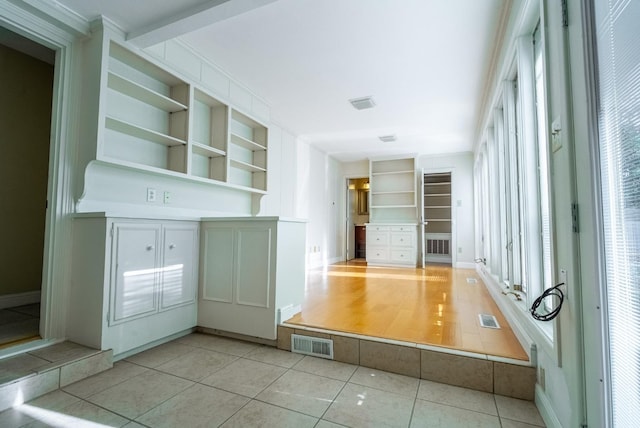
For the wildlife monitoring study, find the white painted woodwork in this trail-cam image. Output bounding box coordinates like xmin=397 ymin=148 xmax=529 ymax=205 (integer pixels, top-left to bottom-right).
xmin=365 ymin=223 xmax=418 ymax=267
xmin=199 ymin=217 xmax=306 ymax=340
xmin=68 ymin=215 xmax=199 ymax=356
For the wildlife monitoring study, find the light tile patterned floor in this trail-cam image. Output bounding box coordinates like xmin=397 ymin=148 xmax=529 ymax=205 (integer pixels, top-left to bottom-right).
xmin=0 ymin=333 xmax=546 ymax=427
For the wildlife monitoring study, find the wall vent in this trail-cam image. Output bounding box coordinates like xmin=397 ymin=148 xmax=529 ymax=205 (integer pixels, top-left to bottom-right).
xmin=378 ymin=134 xmax=397 ymax=142
xmin=291 ymin=334 xmax=334 ymax=359
xmin=466 ymin=277 xmax=478 ymax=284
xmin=478 ymin=314 xmax=500 ymax=329
xmin=427 ymin=238 xmax=450 ymax=255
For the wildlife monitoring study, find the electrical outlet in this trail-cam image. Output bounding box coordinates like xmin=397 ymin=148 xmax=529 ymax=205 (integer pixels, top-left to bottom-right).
xmin=539 ymin=367 xmax=546 ymax=390
xmin=146 ymin=188 xmax=156 ymax=202
xmin=458 ymin=247 xmax=462 ymax=253
xmin=163 ymin=191 xmax=171 ymax=204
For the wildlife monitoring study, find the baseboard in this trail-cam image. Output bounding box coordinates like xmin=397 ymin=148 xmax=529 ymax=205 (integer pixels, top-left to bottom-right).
xmin=0 ymin=291 xmax=41 ymax=310
xmin=277 ymin=304 xmax=301 ymax=324
xmin=535 ymin=384 xmax=563 ymax=428
xmin=456 ymin=261 xmax=476 ymax=269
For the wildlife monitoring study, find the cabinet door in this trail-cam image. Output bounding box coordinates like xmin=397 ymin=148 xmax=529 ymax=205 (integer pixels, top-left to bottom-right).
xmin=110 ymin=223 xmax=160 ymax=324
xmin=161 ymin=223 xmax=199 ymax=310
xmin=201 ymin=226 xmax=235 ymax=302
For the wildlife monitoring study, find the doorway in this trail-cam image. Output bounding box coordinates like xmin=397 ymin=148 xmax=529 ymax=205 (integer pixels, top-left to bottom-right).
xmin=0 ymin=28 xmax=55 ymax=348
xmin=345 ymin=177 xmax=369 ymax=261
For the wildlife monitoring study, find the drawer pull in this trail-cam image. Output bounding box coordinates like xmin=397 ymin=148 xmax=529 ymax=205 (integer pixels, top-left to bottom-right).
xmin=146 ymin=245 xmax=154 ymax=251
xmin=169 ymin=244 xmax=176 ymax=250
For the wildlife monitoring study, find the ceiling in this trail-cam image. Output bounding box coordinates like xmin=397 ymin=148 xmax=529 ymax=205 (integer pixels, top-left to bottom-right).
xmin=54 ymin=0 xmax=508 ymax=162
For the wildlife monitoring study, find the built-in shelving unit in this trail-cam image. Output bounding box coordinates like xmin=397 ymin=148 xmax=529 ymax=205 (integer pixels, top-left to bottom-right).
xmin=95 ymin=39 xmax=269 ymax=194
xmin=424 ymin=172 xmax=452 ymax=263
xmin=367 ymin=156 xmax=418 ymax=266
xmin=369 ymin=157 xmax=417 ymax=223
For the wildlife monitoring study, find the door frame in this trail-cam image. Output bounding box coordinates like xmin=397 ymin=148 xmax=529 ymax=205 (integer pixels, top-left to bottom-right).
xmin=0 ymin=2 xmax=87 ymax=355
xmin=343 ymin=174 xmax=369 ymax=262
xmin=422 ymin=167 xmax=456 ymax=267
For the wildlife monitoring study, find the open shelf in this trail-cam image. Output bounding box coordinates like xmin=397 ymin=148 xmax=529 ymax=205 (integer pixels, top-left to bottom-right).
xmin=192 ymin=142 xmax=225 ymax=158
xmin=107 ymin=72 xmax=187 ymax=112
xmin=230 ymin=132 xmax=267 ymax=151
xmin=105 ymin=116 xmax=186 ymax=147
xmin=230 ymin=158 xmax=266 ymax=173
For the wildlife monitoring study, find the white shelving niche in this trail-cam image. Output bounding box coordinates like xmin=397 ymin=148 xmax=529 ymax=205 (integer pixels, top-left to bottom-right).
xmin=191 ymin=88 xmax=228 ymax=182
xmin=228 ymin=109 xmax=268 ymax=192
xmin=424 ymin=172 xmax=452 ymax=264
xmin=104 ymin=41 xmax=189 ymax=174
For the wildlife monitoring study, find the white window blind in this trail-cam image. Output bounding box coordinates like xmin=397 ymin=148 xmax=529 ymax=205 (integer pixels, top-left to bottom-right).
xmin=595 ymin=0 xmax=640 ymax=425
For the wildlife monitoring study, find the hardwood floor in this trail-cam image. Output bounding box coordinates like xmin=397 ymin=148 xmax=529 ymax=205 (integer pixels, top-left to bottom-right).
xmin=286 ymin=261 xmax=529 ymax=361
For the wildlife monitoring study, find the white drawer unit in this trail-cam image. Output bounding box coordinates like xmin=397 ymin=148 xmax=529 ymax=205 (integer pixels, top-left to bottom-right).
xmin=365 ymin=223 xmax=417 ymax=267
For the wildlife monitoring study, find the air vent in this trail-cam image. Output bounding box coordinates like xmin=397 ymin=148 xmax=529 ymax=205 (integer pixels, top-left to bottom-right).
xmin=378 ymin=134 xmax=397 ymax=143
xmin=466 ymin=277 xmax=478 ymax=284
xmin=291 ymin=334 xmax=334 ymax=359
xmin=479 ymin=314 xmax=500 ymax=329
xmin=349 ymin=96 xmax=376 ymax=110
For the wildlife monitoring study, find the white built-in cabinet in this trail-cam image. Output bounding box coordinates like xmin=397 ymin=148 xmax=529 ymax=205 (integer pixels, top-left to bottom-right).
xmin=68 ymin=215 xmax=199 ymax=356
xmin=79 ymin=22 xmax=268 ymax=194
xmin=366 ymin=156 xmax=419 ymax=266
xmin=198 ymin=217 xmax=306 ymax=340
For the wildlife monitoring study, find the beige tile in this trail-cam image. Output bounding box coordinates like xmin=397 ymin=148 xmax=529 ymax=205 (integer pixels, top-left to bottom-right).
xmin=155 ymin=348 xmax=237 ymax=381
xmin=256 ymin=370 xmax=344 ymax=417
xmin=316 ymin=420 xmax=348 ymax=428
xmin=23 ymin=390 xmax=80 ymax=412
xmin=421 ymin=349 xmax=493 ymax=392
xmin=245 ymin=346 xmax=304 ymax=368
xmin=324 ymin=383 xmax=414 ymax=428
xmin=495 ymin=395 xmax=545 ymax=426
xmin=349 ymin=366 xmax=419 ymax=397
xmin=418 ymin=379 xmax=497 ymax=415
xmin=0 ymin=369 xmax=59 ymax=412
xmin=293 ymin=356 xmax=357 ymax=381
xmin=331 ymin=335 xmax=359 ymax=365
xmin=221 ymin=400 xmax=317 ymax=428
xmin=0 ymin=353 xmax=49 ymax=383
xmin=277 ymin=325 xmax=294 ymax=350
xmin=201 ymin=358 xmax=286 ymax=398
xmin=123 ymin=422 xmax=147 ymax=428
xmin=178 ymin=333 xmax=260 ymax=356
xmin=0 ymin=407 xmax=35 ymax=427
xmin=359 ymin=340 xmax=420 ymax=378
xmin=410 ymin=399 xmax=501 ymax=427
xmin=20 ymin=399 xmax=129 ymax=428
xmin=87 ymin=370 xmax=193 ymax=419
xmin=60 ymin=350 xmax=113 ymax=387
xmin=501 ymin=418 xmax=546 ymax=428
xmin=29 ymin=342 xmax=96 ymax=363
xmin=124 ymin=342 xmax=195 ymax=368
xmin=295 ymin=329 xmax=331 ymax=339
xmin=136 ymin=383 xmax=248 ymax=428
xmin=63 ymin=360 xmax=149 ymax=398
xmin=494 ymin=362 xmax=536 ymax=400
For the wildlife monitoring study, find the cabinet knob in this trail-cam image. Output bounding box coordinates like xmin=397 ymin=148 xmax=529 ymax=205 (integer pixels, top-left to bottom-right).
xmin=400 ymin=238 xmax=404 ymax=242
xmin=146 ymin=245 xmax=154 ymax=251
xmin=169 ymin=244 xmax=176 ymax=250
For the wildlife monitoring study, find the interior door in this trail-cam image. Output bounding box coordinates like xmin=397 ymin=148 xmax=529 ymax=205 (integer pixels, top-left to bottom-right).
xmin=346 ymin=179 xmax=355 ymax=260
xmin=418 ymin=169 xmax=426 ymax=268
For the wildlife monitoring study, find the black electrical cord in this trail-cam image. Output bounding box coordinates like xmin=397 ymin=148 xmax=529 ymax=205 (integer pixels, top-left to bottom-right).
xmin=530 ymin=283 xmax=565 ymax=321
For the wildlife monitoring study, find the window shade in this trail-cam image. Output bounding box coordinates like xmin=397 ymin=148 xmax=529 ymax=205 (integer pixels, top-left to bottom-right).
xmin=595 ymin=0 xmax=640 ymax=425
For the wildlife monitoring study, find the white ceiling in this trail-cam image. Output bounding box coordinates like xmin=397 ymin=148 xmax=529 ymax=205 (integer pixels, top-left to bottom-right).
xmin=55 ymin=0 xmax=508 ymax=162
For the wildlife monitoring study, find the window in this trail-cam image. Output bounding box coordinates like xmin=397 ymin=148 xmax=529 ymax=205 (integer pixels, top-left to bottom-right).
xmin=593 ymin=0 xmax=640 ymax=425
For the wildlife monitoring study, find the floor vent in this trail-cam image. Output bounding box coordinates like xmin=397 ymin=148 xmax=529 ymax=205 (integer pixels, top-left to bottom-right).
xmin=291 ymin=334 xmax=334 ymax=359
xmin=479 ymin=314 xmax=500 ymax=329
xmin=466 ymin=277 xmax=478 ymax=284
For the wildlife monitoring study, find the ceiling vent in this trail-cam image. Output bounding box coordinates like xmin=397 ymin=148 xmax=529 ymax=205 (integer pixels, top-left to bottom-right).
xmin=349 ymin=96 xmax=376 ymax=110
xmin=378 ymin=134 xmax=397 ymax=143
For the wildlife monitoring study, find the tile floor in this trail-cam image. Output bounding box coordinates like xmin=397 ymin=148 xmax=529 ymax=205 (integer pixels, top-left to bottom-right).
xmin=0 ymin=304 xmax=40 ymax=347
xmin=0 ymin=333 xmax=546 ymax=427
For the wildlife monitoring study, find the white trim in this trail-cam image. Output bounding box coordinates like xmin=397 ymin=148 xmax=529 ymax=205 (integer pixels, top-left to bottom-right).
xmin=277 ymin=304 xmax=301 ymax=324
xmin=456 ymin=262 xmax=476 ymax=269
xmin=535 ymin=384 xmax=563 ymax=428
xmin=0 ymin=291 xmax=41 ymax=310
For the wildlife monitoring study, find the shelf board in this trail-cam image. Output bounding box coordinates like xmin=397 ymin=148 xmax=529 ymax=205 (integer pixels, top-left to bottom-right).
xmin=425 ymin=193 xmax=451 ymax=196
xmin=371 ymin=190 xmax=414 ymax=195
xmin=230 ymin=132 xmax=266 ymax=151
xmin=105 ymin=116 xmax=187 ymax=147
xmin=370 ymin=205 xmax=417 ymax=208
xmin=107 ymin=72 xmax=187 ymax=113
xmin=229 ymin=158 xmax=266 ymax=173
xmin=426 ymin=219 xmax=451 ymax=222
xmin=192 ymin=141 xmax=226 ymax=158
xmin=425 ymin=206 xmax=451 ymax=209
xmin=424 ymin=182 xmax=451 ymax=186
xmin=371 ymin=170 xmax=414 ymax=176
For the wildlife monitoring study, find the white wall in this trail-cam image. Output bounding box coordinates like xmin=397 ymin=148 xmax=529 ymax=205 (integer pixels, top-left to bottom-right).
xmin=418 ymin=152 xmax=475 ymax=267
